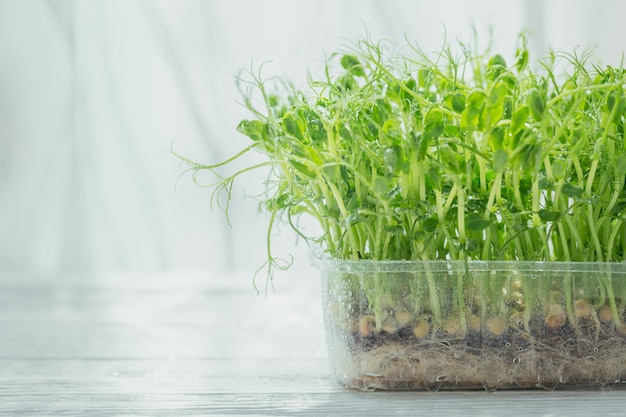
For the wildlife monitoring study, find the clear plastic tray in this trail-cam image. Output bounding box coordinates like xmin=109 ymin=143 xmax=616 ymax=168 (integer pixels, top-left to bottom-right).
xmin=311 ymin=249 xmax=626 ymax=391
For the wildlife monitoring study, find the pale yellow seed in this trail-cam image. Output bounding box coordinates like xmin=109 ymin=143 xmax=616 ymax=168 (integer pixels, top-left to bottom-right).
xmin=394 ymin=310 xmax=413 ymax=328
xmin=544 ymin=304 xmax=566 ymax=330
xmin=485 ymin=317 xmax=506 ymax=337
xmin=442 ymin=317 xmax=462 ymax=337
xmin=358 ymin=315 xmax=376 ymax=337
xmin=467 ymin=314 xmax=481 ymax=332
xmin=598 ymin=305 xmax=614 ymax=324
xmin=509 ymin=311 xmax=525 ymax=329
xmin=510 ymin=290 xmax=523 ymax=301
xmin=381 ymin=317 xmax=399 ymax=334
xmin=412 ymin=319 xmax=431 ymax=339
xmin=574 ymin=299 xmax=592 ymax=320
xmin=505 ymin=290 xmax=524 ymax=311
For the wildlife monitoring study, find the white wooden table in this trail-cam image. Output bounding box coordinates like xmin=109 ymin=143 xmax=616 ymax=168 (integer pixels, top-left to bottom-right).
xmin=2 ymin=267 xmax=625 ymax=416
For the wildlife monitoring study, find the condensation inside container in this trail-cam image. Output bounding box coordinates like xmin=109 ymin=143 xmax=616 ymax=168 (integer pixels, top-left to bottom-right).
xmin=314 ymin=257 xmax=626 ymax=391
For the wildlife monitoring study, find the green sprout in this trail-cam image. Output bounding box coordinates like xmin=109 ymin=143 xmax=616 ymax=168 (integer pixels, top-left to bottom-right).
xmin=184 ymin=34 xmax=626 ymax=264
xmin=176 ymin=36 xmax=626 ymax=261
xmin=179 ymin=32 xmax=626 ymax=388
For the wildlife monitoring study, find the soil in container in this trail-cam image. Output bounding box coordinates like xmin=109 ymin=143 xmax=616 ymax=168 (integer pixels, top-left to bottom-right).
xmin=341 ymin=316 xmax=626 ymax=391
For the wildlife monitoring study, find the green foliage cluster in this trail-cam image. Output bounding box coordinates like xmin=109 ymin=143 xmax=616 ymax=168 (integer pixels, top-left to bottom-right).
xmin=181 ymin=34 xmax=626 ymax=271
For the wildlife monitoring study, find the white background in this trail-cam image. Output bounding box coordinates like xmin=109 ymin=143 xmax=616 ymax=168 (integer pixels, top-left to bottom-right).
xmin=1 ymin=0 xmax=625 ymax=279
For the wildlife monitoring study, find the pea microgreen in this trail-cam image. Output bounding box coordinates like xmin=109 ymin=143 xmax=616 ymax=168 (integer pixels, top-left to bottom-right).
xmin=180 ymin=33 xmax=626 ymax=267
xmin=178 ymin=35 xmax=626 ymax=387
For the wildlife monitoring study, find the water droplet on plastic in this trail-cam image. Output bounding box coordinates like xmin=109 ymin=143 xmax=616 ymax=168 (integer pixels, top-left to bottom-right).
xmin=513 ymin=356 xmax=521 ymax=365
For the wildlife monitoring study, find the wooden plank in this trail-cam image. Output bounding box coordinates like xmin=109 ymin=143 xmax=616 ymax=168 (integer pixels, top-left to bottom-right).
xmin=2 ymin=272 xmax=626 ymax=415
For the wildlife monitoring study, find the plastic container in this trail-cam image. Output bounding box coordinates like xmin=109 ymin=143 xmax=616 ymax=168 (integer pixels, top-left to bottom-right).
xmin=310 ymin=250 xmax=626 ymax=391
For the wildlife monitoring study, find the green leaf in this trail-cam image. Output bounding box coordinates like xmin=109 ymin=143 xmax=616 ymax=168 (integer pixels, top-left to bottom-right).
xmin=460 ymin=92 xmax=487 ymax=131
xmin=444 ymin=92 xmax=466 ymax=113
xmin=346 ymin=194 xmax=360 ymax=212
xmin=561 ymin=183 xmax=584 ymax=199
xmin=515 ymin=47 xmax=528 ymax=72
xmin=489 ymin=127 xmax=504 ymax=150
xmin=489 ymin=54 xmax=507 ymax=68
xmin=236 ymin=119 xmax=266 ymax=142
xmin=611 ymin=201 xmax=626 ymax=216
xmin=336 ymin=123 xmax=353 ymax=142
xmin=412 ymin=230 xmax=427 ymax=242
xmin=428 ymin=166 xmax=441 ymax=190
xmin=466 ymin=91 xmax=487 ymax=108
xmin=342 ymin=212 xmax=366 ymax=227
xmin=422 ymin=217 xmax=438 ymax=232
xmin=373 ymin=176 xmax=390 ymax=196
xmin=493 ymin=149 xmax=509 ymax=173
xmin=382 ymin=119 xmax=402 ymax=142
xmin=539 ymin=177 xmax=553 ymax=190
xmin=465 ymin=213 xmax=491 ymax=231
xmin=340 ymin=54 xmax=366 ymax=77
xmin=321 ymin=163 xmax=340 ymax=182
xmin=289 ymin=160 xmax=315 ymax=178
xmin=460 ymin=106 xmax=481 ymax=130
xmin=418 ymin=69 xmax=432 ymax=88
xmin=480 ymin=104 xmax=504 ymax=129
xmin=552 ymin=159 xmax=567 ymax=180
xmin=282 ymin=113 xmax=304 ymax=140
xmin=486 ymin=55 xmax=507 ymax=81
xmin=302 ymin=109 xmax=327 ymax=141
xmin=499 ymin=71 xmax=518 ymax=90
xmin=527 ymin=89 xmax=546 ymax=121
xmin=465 ymin=238 xmax=480 ymax=252
xmin=384 ymin=224 xmax=405 ymax=235
xmin=425 ymin=108 xmax=444 ymax=127
xmin=437 ymin=145 xmax=461 ymax=172
xmin=486 ymin=82 xmax=508 ymax=108
xmin=337 ymin=74 xmax=357 ymax=91
xmin=443 ymin=125 xmax=461 ymax=138
xmin=452 ymin=93 xmax=466 ymax=113
xmin=424 ymin=121 xmax=444 ymax=142
xmin=269 ymin=193 xmax=292 ymax=210
xmin=369 ymin=99 xmax=391 ymax=126
xmin=510 ymin=107 xmax=529 ymax=135
xmin=538 ymin=209 xmax=561 ymax=222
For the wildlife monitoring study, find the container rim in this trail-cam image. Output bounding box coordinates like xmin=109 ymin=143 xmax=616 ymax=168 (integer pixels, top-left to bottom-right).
xmin=308 ymin=246 xmax=626 ymax=274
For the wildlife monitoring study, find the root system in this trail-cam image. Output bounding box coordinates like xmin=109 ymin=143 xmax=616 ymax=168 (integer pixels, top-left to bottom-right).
xmin=335 ymin=322 xmax=626 ymax=391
